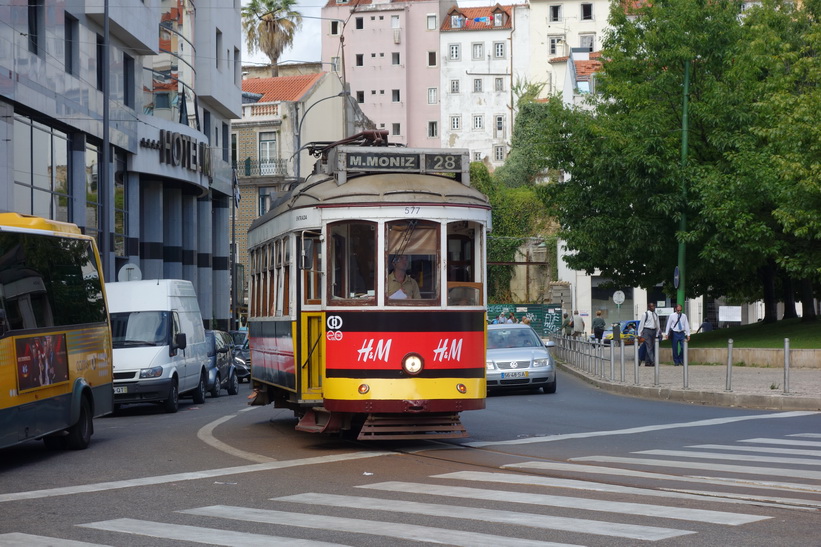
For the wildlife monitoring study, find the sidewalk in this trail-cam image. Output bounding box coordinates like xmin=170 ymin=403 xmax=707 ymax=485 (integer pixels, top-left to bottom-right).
xmin=556 ymin=346 xmax=821 ymax=411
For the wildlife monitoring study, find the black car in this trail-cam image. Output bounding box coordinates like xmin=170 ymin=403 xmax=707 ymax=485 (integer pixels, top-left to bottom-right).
xmin=229 ymin=330 xmax=251 ymax=382
xmin=204 ymin=330 xmax=240 ymax=397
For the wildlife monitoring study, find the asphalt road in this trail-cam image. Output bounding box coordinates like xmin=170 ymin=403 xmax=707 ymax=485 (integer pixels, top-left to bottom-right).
xmin=1 ymin=372 xmax=820 ymax=546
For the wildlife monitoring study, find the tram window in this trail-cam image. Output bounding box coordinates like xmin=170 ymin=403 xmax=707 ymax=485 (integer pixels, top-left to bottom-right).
xmin=302 ymin=233 xmax=322 ymax=305
xmin=328 ymin=221 xmax=376 ymax=303
xmin=386 ymin=220 xmax=439 ymax=304
xmin=446 ymin=221 xmax=482 ymax=306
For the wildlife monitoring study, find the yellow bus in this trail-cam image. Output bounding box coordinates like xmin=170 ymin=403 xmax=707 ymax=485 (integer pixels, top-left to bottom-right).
xmin=0 ymin=213 xmax=113 ymax=450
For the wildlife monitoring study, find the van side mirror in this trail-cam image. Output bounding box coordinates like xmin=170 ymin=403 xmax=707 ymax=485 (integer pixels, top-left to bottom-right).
xmin=174 ymin=332 xmax=187 ymax=351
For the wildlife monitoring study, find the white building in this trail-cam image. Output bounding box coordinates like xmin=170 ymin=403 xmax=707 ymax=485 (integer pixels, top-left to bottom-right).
xmin=439 ymin=4 xmax=530 ymax=168
xmin=528 ymin=0 xmax=611 ymax=99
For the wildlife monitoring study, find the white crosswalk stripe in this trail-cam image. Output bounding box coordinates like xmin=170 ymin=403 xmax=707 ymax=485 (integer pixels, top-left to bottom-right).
xmin=272 ymin=491 xmax=693 ymax=541
xmin=635 ymin=449 xmax=821 ymax=466
xmin=506 ymin=460 xmax=821 ymax=495
xmin=688 ymin=444 xmax=821 ymax=457
xmin=740 ymin=437 xmax=821 ymax=447
xmin=79 ymin=518 xmax=343 ymax=546
xmin=0 ymin=533 xmax=109 ymax=546
xmin=357 ymin=481 xmax=765 ymax=526
xmin=432 ymin=470 xmax=816 ymax=509
xmin=572 ymin=455 xmax=821 ymax=480
xmin=181 ymin=505 xmax=577 ymax=547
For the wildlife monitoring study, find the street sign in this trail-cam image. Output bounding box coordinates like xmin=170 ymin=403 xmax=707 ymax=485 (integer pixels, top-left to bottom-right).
xmin=613 ymin=290 xmax=625 ymax=305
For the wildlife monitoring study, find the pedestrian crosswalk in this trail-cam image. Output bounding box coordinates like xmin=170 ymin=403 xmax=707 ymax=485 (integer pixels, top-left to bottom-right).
xmin=3 ymin=432 xmax=820 ymax=546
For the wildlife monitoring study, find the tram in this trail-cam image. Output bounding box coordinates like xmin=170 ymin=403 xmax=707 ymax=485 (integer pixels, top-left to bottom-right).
xmin=246 ymin=131 xmax=492 ymax=440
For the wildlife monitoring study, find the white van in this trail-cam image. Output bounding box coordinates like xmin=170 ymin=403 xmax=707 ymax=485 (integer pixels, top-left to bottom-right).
xmin=106 ymin=280 xmax=209 ymax=412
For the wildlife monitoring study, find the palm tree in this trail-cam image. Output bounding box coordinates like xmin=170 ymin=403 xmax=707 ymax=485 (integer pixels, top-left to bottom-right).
xmin=242 ymin=0 xmax=303 ymax=77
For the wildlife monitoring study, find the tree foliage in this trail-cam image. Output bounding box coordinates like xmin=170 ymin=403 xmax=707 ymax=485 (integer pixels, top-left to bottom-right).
xmin=535 ymin=0 xmax=820 ymax=320
xmin=471 ymin=163 xmax=552 ymax=303
xmin=241 ymin=0 xmax=302 ymax=77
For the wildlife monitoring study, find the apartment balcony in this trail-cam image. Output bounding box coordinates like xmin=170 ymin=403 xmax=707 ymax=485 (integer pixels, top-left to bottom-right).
xmin=234 ymin=158 xmax=291 ymax=178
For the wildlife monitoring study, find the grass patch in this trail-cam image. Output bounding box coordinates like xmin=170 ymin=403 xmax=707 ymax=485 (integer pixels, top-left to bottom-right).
xmin=666 ymin=317 xmax=820 ymax=349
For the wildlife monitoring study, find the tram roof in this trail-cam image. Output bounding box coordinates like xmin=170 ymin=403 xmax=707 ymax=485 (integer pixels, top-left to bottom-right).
xmin=249 ymin=163 xmax=490 ymax=231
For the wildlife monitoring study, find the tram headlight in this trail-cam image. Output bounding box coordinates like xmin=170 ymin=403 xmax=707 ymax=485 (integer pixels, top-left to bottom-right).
xmin=358 ymin=384 xmax=370 ymax=394
xmin=456 ymin=383 xmax=467 ymax=394
xmin=402 ymin=353 xmax=424 ymax=375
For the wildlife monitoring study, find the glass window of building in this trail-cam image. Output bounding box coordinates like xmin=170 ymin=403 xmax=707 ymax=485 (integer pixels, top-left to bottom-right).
xmin=472 ymin=43 xmax=484 ymax=60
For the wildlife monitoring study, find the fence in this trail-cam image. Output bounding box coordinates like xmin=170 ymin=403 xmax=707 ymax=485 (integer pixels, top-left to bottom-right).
xmin=552 ymin=334 xmax=802 ymax=395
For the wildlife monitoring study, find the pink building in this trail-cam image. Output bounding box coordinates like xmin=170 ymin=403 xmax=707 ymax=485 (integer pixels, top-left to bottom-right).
xmin=322 ymin=0 xmax=452 ymax=147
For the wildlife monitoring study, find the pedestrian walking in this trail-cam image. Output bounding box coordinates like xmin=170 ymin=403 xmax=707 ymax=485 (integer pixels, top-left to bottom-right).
xmin=637 ymin=302 xmax=661 ymax=366
xmin=561 ymin=313 xmax=573 ymax=337
xmin=592 ymin=310 xmax=606 ymax=342
xmin=572 ymin=310 xmax=585 ymax=339
xmin=664 ymin=304 xmax=691 ymax=366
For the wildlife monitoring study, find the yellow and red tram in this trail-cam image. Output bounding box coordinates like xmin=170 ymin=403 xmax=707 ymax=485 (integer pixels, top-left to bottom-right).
xmin=246 ymin=131 xmax=491 ymax=439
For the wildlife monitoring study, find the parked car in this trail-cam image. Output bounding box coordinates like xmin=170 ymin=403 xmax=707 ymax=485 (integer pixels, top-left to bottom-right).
xmin=602 ymin=320 xmax=640 ymax=345
xmin=486 ymin=324 xmax=556 ymax=394
xmin=230 ymin=330 xmax=251 ymax=382
xmin=204 ymin=330 xmax=240 ymax=397
xmin=229 ymin=330 xmax=246 ymax=346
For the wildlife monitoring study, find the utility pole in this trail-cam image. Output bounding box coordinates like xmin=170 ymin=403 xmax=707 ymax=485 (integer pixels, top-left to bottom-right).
xmin=677 ymin=59 xmax=690 ymax=308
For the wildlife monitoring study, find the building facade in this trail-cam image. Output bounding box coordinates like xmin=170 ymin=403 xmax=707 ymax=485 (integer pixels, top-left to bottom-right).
xmin=321 ymin=0 xmax=450 ymax=147
xmin=439 ymin=4 xmax=529 ymax=168
xmin=1 ymin=0 xmax=242 ymax=329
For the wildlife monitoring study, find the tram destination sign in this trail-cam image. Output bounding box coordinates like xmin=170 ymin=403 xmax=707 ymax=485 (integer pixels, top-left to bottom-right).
xmin=335 ymin=147 xmax=470 ymax=185
xmin=342 ymin=149 xmax=464 ymax=173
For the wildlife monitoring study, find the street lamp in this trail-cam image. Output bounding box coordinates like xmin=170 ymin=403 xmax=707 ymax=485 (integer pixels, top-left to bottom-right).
xmin=295 ymin=91 xmax=349 ymax=180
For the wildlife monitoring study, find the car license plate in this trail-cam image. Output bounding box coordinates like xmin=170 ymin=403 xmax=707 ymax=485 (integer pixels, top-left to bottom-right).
xmin=501 ymin=371 xmax=528 ymax=379
xmin=113 ymin=386 xmax=128 ymax=394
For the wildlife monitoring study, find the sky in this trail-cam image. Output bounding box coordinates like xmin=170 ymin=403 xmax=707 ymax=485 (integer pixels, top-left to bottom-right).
xmin=241 ymin=0 xmax=490 ymax=69
xmin=241 ymin=0 xmax=325 ymax=68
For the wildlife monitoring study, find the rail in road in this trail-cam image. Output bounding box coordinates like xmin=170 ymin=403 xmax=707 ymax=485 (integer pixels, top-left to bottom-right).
xmin=4 ymin=429 xmax=821 ymax=545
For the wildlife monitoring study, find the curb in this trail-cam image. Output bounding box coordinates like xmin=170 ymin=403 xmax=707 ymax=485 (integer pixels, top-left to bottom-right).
xmin=558 ymin=362 xmax=821 ymax=411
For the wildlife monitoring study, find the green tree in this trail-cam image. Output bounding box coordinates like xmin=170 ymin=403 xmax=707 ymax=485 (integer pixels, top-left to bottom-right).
xmin=537 ymin=0 xmax=820 ymax=320
xmin=242 ymin=0 xmax=302 ymax=77
xmin=472 ymin=163 xmax=552 ymax=303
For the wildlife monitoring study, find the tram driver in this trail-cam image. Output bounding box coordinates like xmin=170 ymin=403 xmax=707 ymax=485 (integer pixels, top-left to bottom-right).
xmin=387 ymin=254 xmax=420 ymax=299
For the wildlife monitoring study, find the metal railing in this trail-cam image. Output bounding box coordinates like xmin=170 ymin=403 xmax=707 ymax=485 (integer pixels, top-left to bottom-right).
xmin=553 ymin=335 xmax=800 ymax=394
xmin=233 ymin=158 xmax=291 ymax=178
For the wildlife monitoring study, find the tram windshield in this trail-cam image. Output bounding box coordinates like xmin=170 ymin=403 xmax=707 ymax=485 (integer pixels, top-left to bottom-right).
xmin=386 ymin=220 xmax=439 ymax=304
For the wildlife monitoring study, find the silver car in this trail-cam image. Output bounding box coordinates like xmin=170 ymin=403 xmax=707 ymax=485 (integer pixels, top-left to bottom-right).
xmin=486 ymin=324 xmax=557 ymax=394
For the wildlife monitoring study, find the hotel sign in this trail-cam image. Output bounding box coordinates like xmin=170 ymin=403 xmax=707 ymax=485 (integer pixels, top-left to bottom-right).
xmin=140 ymin=130 xmax=211 ymax=176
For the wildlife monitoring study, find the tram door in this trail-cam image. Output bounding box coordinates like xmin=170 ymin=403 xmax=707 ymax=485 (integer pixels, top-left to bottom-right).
xmin=300 ymin=314 xmax=324 ymax=398
xmin=299 ymin=232 xmax=324 ymax=399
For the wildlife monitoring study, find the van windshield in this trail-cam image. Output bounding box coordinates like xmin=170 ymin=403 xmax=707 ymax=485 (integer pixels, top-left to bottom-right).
xmin=110 ymin=311 xmax=170 ymax=348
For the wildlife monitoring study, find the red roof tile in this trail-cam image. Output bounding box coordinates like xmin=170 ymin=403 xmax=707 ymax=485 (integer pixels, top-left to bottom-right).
xmin=441 ymin=5 xmax=517 ymax=31
xmin=241 ymin=73 xmax=325 ymax=103
xmin=575 ymin=59 xmax=603 ymax=78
